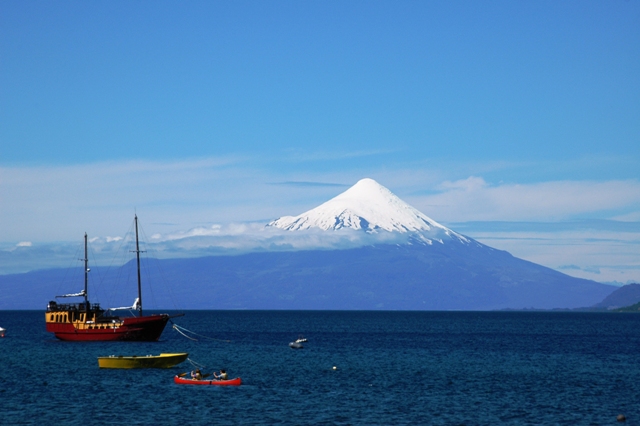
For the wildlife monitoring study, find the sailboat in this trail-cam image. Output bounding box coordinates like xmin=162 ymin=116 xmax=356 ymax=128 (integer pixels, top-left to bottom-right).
xmin=45 ymin=215 xmax=174 ymax=341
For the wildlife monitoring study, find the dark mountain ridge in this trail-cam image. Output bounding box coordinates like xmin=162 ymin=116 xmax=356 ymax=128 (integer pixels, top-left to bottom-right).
xmin=0 ymin=179 xmax=621 ymax=311
xmin=0 ymin=241 xmax=615 ymax=311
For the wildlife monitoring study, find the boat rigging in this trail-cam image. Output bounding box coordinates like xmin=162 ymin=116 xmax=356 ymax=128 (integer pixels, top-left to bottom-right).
xmin=45 ymin=215 xmax=180 ymax=341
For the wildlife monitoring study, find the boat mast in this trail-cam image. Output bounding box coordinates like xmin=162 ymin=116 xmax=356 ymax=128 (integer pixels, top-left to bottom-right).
xmin=134 ymin=215 xmax=143 ymax=317
xmin=83 ymin=232 xmax=89 ymax=308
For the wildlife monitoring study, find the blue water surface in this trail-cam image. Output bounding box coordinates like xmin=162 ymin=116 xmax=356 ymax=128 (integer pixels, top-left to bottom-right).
xmin=0 ymin=310 xmax=639 ymax=425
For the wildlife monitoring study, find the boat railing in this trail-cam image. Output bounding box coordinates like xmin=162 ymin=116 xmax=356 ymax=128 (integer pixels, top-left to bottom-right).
xmin=47 ymin=301 xmax=103 ymax=313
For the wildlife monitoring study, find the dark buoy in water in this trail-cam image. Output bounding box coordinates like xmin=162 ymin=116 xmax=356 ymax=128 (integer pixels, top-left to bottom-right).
xmin=617 ymin=414 xmax=626 ymax=422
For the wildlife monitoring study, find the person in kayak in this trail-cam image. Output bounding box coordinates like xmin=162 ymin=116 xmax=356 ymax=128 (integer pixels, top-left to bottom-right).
xmin=213 ymin=369 xmax=228 ymax=380
xmin=191 ymin=369 xmax=202 ymax=380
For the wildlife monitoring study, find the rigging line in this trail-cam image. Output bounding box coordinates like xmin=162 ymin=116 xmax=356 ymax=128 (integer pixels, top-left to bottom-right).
xmin=137 ymin=223 xmax=182 ymax=313
xmin=87 ymin=239 xmax=106 ymax=303
xmin=140 ymin=255 xmax=159 ymax=310
xmin=100 ymin=222 xmax=131 ymax=283
xmin=187 ymin=357 xmax=207 ymax=370
xmin=56 ymin=243 xmax=82 ymax=298
xmin=172 ymin=323 xmax=232 ymax=342
xmin=132 ymin=221 xmax=159 ymax=309
xmin=95 ymin=224 xmax=133 ymax=309
xmin=173 ymin=324 xmax=198 ymax=341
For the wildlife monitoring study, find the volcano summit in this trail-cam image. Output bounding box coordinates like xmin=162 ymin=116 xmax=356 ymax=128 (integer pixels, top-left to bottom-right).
xmin=262 ymin=178 xmax=615 ymax=310
xmin=268 ymin=178 xmax=470 ymax=245
xmin=0 ymin=178 xmax=617 ymax=310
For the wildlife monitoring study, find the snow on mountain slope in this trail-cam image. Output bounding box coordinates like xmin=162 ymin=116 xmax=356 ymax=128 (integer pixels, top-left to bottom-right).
xmin=268 ymin=178 xmax=470 ymax=244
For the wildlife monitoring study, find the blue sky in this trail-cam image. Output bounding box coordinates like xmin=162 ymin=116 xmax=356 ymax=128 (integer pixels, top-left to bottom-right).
xmin=1 ymin=1 xmax=639 ymax=283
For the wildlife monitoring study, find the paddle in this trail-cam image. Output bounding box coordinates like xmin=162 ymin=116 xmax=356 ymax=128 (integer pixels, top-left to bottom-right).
xmin=177 ymin=372 xmax=211 ymax=379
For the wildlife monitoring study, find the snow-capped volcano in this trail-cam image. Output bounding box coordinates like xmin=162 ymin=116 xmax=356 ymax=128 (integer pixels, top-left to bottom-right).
xmin=268 ymin=178 xmax=468 ymax=243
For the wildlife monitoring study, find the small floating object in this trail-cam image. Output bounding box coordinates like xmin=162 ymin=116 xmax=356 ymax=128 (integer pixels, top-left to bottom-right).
xmin=617 ymin=414 xmax=626 ymax=422
xmin=289 ymin=335 xmax=307 ymax=349
xmin=332 ymin=366 xmax=337 ymax=370
xmin=98 ymin=353 xmax=188 ymax=369
xmin=0 ymin=327 xmax=5 ymax=337
xmin=173 ymin=375 xmax=242 ymax=386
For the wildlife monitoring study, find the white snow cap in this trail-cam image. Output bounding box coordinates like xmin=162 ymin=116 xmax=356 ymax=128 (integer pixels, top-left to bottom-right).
xmin=268 ymin=178 xmax=466 ymax=241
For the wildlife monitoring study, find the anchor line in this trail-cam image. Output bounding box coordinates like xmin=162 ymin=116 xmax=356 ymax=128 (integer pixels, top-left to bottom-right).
xmin=172 ymin=324 xmax=198 ymax=341
xmin=170 ymin=321 xmax=232 ymax=342
xmin=186 ymin=357 xmax=207 ymax=370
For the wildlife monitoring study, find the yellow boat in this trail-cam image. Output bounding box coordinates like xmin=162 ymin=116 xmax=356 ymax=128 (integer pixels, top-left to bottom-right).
xmin=98 ymin=353 xmax=188 ymax=369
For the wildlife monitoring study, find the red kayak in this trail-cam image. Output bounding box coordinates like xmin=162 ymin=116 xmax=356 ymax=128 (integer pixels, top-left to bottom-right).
xmin=173 ymin=375 xmax=242 ymax=386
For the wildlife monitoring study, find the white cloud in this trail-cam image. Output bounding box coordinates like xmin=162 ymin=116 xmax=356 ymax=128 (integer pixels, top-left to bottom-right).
xmin=0 ymin=157 xmax=443 ymax=243
xmin=467 ymin=226 xmax=640 ymax=284
xmin=143 ymin=223 xmax=409 ymax=255
xmin=6 ymin=157 xmax=638 ymax=244
xmin=2 ymin=157 xmax=640 ymax=282
xmin=0 ymin=224 xmax=412 ymax=274
xmin=409 ymin=177 xmax=640 ymax=223
xmin=612 ymin=211 xmax=640 ymax=221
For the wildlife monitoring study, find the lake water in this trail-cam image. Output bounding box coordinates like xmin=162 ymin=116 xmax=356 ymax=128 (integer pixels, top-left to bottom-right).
xmin=1 ymin=310 xmax=639 ymax=425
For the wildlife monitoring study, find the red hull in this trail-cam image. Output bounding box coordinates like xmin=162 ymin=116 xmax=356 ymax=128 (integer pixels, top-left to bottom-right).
xmin=47 ymin=219 xmax=176 ymax=342
xmin=173 ymin=375 xmax=242 ymax=386
xmin=46 ymin=314 xmax=169 ymax=342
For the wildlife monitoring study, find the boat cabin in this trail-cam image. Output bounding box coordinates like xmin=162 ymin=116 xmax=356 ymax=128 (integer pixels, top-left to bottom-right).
xmin=46 ymin=300 xmax=123 ymax=331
